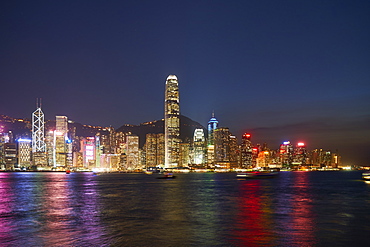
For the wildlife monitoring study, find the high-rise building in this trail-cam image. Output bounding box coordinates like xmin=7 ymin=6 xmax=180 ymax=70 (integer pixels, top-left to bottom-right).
xmin=164 ymin=75 xmax=180 ymax=168
xmin=32 ymin=100 xmax=46 ymax=153
xmin=179 ymin=143 xmax=191 ymax=167
xmin=145 ymin=133 xmax=165 ymax=168
xmin=240 ymin=133 xmax=253 ymax=168
xmin=81 ymin=137 xmax=95 ymax=168
xmin=126 ymin=134 xmax=139 ymax=170
xmin=192 ymin=129 xmax=206 ymax=165
xmin=3 ymin=143 xmax=16 ymax=170
xmin=279 ymin=141 xmax=293 ymax=168
xmin=214 ymin=127 xmax=238 ymax=169
xmin=207 ymin=112 xmax=218 ymax=146
xmin=17 ymin=138 xmax=32 ymax=168
xmin=207 ymin=113 xmax=218 ymax=166
xmin=32 ymin=99 xmax=47 ymax=166
xmin=55 ymin=116 xmax=68 ymax=167
xmin=293 ymin=142 xmax=308 ymax=167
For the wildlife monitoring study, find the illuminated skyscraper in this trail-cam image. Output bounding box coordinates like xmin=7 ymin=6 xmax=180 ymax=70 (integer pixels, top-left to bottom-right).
xmin=81 ymin=137 xmax=95 ymax=168
xmin=164 ymin=75 xmax=180 ymax=168
xmin=17 ymin=138 xmax=32 ymax=168
xmin=192 ymin=128 xmax=206 ymax=165
xmin=293 ymin=142 xmax=308 ymax=167
xmin=145 ymin=133 xmax=165 ymax=168
xmin=207 ymin=112 xmax=218 ymax=146
xmin=126 ymin=134 xmax=139 ymax=170
xmin=279 ymin=141 xmax=293 ymax=168
xmin=55 ymin=116 xmax=68 ymax=167
xmin=240 ymin=133 xmax=253 ymax=168
xmin=214 ymin=127 xmax=238 ymax=169
xmin=32 ymin=101 xmax=46 ymax=153
xmin=32 ymin=99 xmax=47 ymax=166
xmin=207 ymin=112 xmax=218 ymax=166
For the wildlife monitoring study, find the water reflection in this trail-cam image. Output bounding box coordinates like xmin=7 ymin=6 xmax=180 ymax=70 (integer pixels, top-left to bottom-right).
xmin=0 ymin=171 xmax=368 ymax=246
xmin=233 ymin=172 xmax=317 ymax=246
xmin=0 ymin=173 xmax=15 ymax=244
xmin=290 ymin=171 xmax=316 ymax=245
xmin=233 ymin=179 xmax=274 ymax=246
xmin=0 ymin=172 xmax=105 ymax=246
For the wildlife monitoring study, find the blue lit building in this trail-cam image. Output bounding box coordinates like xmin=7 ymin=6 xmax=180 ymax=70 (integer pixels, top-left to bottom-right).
xmin=207 ymin=112 xmax=218 ymax=146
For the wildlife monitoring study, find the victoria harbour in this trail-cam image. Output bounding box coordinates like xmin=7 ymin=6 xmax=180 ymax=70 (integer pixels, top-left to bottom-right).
xmin=1 ymin=1 xmax=370 ymax=246
xmin=1 ymin=171 xmax=369 ymax=246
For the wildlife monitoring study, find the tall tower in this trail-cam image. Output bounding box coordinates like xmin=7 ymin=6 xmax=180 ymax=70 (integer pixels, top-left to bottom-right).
xmin=207 ymin=112 xmax=218 ymax=146
xmin=32 ymin=99 xmax=47 ymax=167
xmin=164 ymin=75 xmax=180 ymax=168
xmin=192 ymin=129 xmax=206 ymax=165
xmin=240 ymin=133 xmax=253 ymax=168
xmin=32 ymin=99 xmax=46 ymax=153
xmin=55 ymin=116 xmax=68 ymax=167
xmin=207 ymin=112 xmax=218 ymax=166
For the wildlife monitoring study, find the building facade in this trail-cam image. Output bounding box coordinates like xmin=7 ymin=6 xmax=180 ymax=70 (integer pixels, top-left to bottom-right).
xmin=207 ymin=113 xmax=218 ymax=166
xmin=164 ymin=75 xmax=180 ymax=168
xmin=192 ymin=128 xmax=206 ymax=165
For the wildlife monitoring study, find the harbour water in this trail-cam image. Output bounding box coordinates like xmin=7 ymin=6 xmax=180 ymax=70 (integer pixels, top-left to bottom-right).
xmin=0 ymin=171 xmax=369 ymax=246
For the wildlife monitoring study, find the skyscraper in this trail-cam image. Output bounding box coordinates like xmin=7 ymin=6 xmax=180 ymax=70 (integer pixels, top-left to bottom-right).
xmin=240 ymin=133 xmax=253 ymax=168
xmin=164 ymin=75 xmax=180 ymax=168
xmin=279 ymin=141 xmax=293 ymax=168
xmin=145 ymin=133 xmax=165 ymax=168
xmin=207 ymin=112 xmax=218 ymax=146
xmin=207 ymin=112 xmax=218 ymax=166
xmin=32 ymin=99 xmax=47 ymax=166
xmin=17 ymin=138 xmax=32 ymax=168
xmin=214 ymin=127 xmax=238 ymax=169
xmin=192 ymin=128 xmax=206 ymax=165
xmin=55 ymin=116 xmax=68 ymax=167
xmin=126 ymin=134 xmax=139 ymax=170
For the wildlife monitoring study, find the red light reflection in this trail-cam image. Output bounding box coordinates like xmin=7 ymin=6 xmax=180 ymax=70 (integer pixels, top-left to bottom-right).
xmin=232 ymin=180 xmax=273 ymax=246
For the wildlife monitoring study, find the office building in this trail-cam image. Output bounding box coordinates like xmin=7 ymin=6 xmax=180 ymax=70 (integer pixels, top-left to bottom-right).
xmin=164 ymin=75 xmax=180 ymax=168
xmin=145 ymin=133 xmax=165 ymax=168
xmin=55 ymin=116 xmax=68 ymax=167
xmin=18 ymin=138 xmax=32 ymax=168
xmin=32 ymin=100 xmax=47 ymax=166
xmin=279 ymin=141 xmax=294 ymax=168
xmin=81 ymin=137 xmax=95 ymax=168
xmin=214 ymin=127 xmax=238 ymax=169
xmin=126 ymin=134 xmax=139 ymax=170
xmin=192 ymin=128 xmax=206 ymax=165
xmin=207 ymin=113 xmax=218 ymax=166
xmin=240 ymin=133 xmax=253 ymax=168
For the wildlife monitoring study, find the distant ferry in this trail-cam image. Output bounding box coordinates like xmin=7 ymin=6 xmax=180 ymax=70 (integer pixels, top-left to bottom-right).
xmin=237 ymin=170 xmax=279 ymax=179
xmin=362 ymin=172 xmax=370 ymax=181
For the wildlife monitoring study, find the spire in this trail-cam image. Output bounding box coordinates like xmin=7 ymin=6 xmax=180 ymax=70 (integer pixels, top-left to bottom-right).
xmin=36 ymin=98 xmax=42 ymax=109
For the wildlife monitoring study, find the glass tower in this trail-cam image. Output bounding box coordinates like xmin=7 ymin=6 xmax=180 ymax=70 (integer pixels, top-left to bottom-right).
xmin=32 ymin=100 xmax=46 ymax=153
xmin=164 ymin=75 xmax=180 ymax=168
xmin=207 ymin=112 xmax=218 ymax=146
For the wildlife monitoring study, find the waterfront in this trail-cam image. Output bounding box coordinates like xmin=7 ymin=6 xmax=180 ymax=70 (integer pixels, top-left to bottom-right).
xmin=0 ymin=171 xmax=369 ymax=246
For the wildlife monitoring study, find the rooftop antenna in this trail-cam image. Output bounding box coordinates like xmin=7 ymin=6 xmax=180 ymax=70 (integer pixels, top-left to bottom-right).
xmin=36 ymin=98 xmax=43 ymax=109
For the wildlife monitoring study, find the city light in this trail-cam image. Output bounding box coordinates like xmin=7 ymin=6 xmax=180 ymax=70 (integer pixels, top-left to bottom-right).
xmin=17 ymin=138 xmax=32 ymax=142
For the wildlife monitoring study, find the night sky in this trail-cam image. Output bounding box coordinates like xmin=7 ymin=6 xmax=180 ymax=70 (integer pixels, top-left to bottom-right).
xmin=1 ymin=0 xmax=369 ymax=165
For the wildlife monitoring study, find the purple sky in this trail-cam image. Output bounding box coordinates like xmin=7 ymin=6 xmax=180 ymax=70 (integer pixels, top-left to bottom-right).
xmin=1 ymin=0 xmax=369 ymax=165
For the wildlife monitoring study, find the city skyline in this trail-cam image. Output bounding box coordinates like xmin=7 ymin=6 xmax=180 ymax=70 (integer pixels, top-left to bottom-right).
xmin=1 ymin=1 xmax=369 ymax=165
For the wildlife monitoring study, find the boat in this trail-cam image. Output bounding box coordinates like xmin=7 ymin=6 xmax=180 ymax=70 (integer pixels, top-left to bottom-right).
xmin=65 ymin=170 xmax=71 ymax=174
xmin=236 ymin=170 xmax=279 ymax=179
xmin=362 ymin=172 xmax=370 ymax=181
xmin=157 ymin=173 xmax=176 ymax=179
